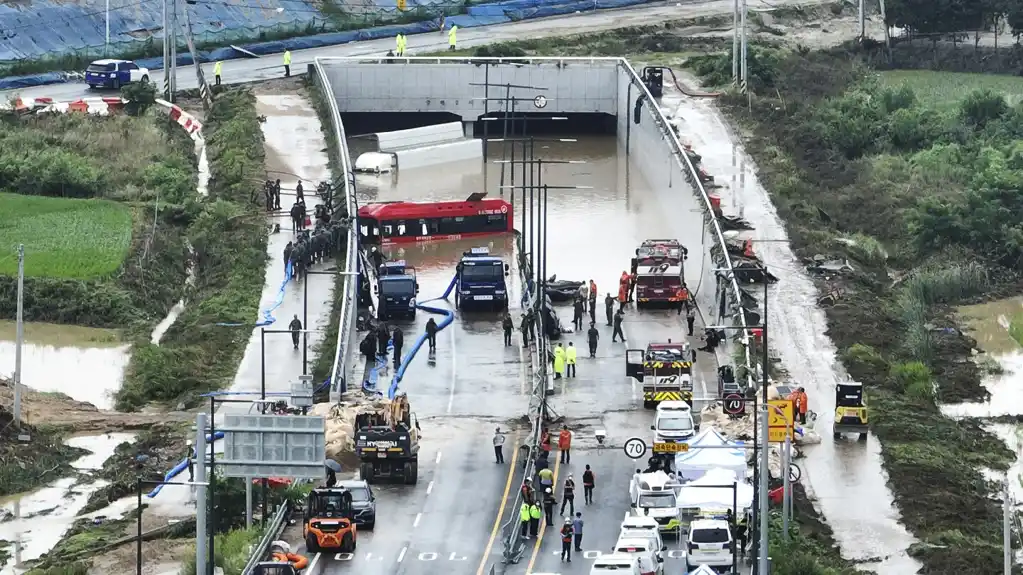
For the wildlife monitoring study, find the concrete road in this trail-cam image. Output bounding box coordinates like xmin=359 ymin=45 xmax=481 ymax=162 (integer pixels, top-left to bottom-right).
xmin=1 ymin=0 xmax=813 ymax=102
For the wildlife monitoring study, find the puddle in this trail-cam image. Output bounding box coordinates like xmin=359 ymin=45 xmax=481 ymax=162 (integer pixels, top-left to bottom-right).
xmin=0 ymin=433 xmax=134 ymax=571
xmin=0 ymin=321 xmax=129 ymax=410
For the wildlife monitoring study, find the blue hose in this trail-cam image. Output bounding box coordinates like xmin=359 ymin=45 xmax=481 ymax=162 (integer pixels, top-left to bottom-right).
xmin=215 ymin=261 xmax=294 ymax=327
xmin=147 ymin=431 xmax=225 ymax=498
xmin=388 ymin=274 xmax=458 ymax=399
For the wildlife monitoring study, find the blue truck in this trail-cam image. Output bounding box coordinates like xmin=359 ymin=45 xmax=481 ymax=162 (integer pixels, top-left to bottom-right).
xmin=375 ymin=260 xmax=419 ymax=320
xmin=455 ymin=248 xmax=510 ymax=311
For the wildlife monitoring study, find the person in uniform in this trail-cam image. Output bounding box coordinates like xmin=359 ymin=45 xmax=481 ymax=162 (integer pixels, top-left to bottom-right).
xmin=612 ymin=309 xmax=626 ymax=343
xmin=587 ymin=323 xmax=599 ymax=358
xmin=560 ymin=473 xmax=575 ymax=516
xmin=559 ymin=518 xmax=574 ymax=562
xmin=493 ymin=427 xmax=506 ymax=463
xmin=392 ymin=326 xmax=404 ymax=369
xmin=604 ymin=293 xmax=615 ymax=326
xmin=426 ymin=318 xmax=438 ymax=352
xmin=566 ymin=342 xmax=577 ymax=377
xmin=502 ymin=313 xmax=514 ymax=346
xmin=288 ymin=315 xmax=302 ymax=349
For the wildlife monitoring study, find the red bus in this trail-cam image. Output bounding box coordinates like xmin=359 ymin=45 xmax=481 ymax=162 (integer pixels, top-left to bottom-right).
xmin=358 ymin=193 xmax=513 ymax=245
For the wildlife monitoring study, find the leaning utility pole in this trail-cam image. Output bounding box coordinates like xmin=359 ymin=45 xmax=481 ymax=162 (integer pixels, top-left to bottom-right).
xmin=740 ymin=0 xmax=748 ymax=93
xmin=13 ymin=245 xmax=24 ymax=426
xmin=162 ymin=0 xmax=170 ymax=99
xmin=732 ymin=0 xmax=739 ymax=85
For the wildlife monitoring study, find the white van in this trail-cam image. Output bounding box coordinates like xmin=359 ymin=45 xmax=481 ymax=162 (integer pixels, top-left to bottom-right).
xmin=652 ymin=401 xmax=697 ymax=443
xmin=619 ymin=515 xmax=665 ymax=554
xmin=589 ymin=553 xmax=643 ymax=575
xmin=686 ymin=518 xmax=734 ymax=571
xmin=613 ymin=536 xmax=664 ymax=575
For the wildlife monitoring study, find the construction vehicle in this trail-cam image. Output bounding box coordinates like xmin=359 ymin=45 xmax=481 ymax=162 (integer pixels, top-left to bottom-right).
xmin=631 ymin=240 xmax=689 ymax=309
xmin=833 ymin=381 xmax=868 ymax=441
xmin=354 ymin=393 xmax=421 ymax=484
xmin=303 ymin=487 xmax=357 ymax=553
xmin=375 ymin=260 xmax=419 ymax=320
xmin=625 ymin=341 xmax=695 ymax=409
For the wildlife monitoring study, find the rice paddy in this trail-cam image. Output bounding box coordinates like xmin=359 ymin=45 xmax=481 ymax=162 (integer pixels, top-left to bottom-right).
xmin=880 ymin=69 xmax=1023 ymax=110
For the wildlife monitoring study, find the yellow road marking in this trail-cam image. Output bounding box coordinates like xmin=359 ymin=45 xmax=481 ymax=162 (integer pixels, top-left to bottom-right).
xmin=475 ymin=433 xmax=522 ymax=575
xmin=525 ymin=456 xmax=561 ymax=574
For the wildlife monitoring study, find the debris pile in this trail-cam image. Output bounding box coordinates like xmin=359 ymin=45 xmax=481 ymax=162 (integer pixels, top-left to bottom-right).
xmin=312 ymin=393 xmax=402 ymax=461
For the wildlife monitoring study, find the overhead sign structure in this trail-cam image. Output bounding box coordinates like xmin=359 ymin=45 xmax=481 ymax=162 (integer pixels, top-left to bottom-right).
xmin=767 ymin=399 xmax=795 ymax=442
xmin=220 ymin=414 xmax=326 ymax=479
xmin=723 ymin=393 xmax=745 ymax=415
xmin=624 ymin=437 xmax=647 ymax=459
xmin=653 ymin=442 xmax=690 ymax=454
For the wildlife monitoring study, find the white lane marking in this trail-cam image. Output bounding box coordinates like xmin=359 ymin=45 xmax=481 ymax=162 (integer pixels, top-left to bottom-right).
xmin=307 ymin=553 xmax=321 ymax=572
xmin=427 ymin=480 xmax=435 ymax=495
xmin=398 ymin=546 xmax=408 ymax=563
xmin=414 ymin=512 xmax=422 ymax=527
xmin=447 ymin=325 xmax=457 ymax=413
xmin=435 ymin=451 xmax=442 ymax=464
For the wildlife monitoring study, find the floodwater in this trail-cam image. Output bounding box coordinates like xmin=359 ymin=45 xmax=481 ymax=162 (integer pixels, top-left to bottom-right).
xmin=664 ymin=90 xmax=922 ymax=572
xmin=0 ymin=321 xmax=128 ymax=411
xmin=0 ymin=433 xmax=134 ymax=572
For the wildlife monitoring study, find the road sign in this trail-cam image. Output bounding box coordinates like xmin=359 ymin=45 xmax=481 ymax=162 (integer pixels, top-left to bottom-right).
xmin=397 ymin=0 xmax=406 ymax=10
xmin=653 ymin=442 xmax=690 ymax=454
xmin=533 ymin=95 xmax=548 ymax=109
xmin=723 ymin=393 xmax=745 ymax=415
xmin=219 ymin=414 xmax=326 ymax=479
xmin=291 ymin=375 xmax=314 ymax=408
xmin=768 ymin=399 xmax=795 ymax=442
xmin=624 ymin=437 xmax=647 ymax=459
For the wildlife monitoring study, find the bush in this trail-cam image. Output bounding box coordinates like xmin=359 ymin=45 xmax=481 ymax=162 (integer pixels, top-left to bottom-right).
xmin=180 ymin=526 xmax=263 ymax=575
xmin=959 ymin=89 xmax=1009 ymax=128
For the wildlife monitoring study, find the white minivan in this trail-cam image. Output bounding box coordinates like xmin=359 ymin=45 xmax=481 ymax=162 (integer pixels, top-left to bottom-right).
xmin=686 ymin=518 xmax=734 ymax=572
xmin=613 ymin=536 xmax=664 ymax=575
xmin=652 ymin=401 xmax=697 ymax=443
xmin=619 ymin=515 xmax=665 ymax=554
xmin=589 ymin=553 xmax=643 ymax=575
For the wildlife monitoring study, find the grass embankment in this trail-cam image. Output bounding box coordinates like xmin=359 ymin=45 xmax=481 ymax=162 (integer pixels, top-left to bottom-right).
xmin=699 ymin=47 xmax=1023 ymax=573
xmin=179 ymin=527 xmax=264 ymax=575
xmin=116 ymin=89 xmax=269 ymax=410
xmin=0 ymin=406 xmax=87 ymax=497
xmin=0 ymin=112 xmax=195 ymax=328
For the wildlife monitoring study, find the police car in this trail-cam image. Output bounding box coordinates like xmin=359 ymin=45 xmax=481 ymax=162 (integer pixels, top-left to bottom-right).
xmin=85 ymin=59 xmax=150 ymax=90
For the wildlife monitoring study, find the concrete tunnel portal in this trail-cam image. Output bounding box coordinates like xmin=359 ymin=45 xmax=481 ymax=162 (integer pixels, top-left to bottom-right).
xmin=310 ymin=57 xmax=751 ymax=575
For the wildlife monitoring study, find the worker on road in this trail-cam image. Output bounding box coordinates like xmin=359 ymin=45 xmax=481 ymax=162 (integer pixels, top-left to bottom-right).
xmin=493 ymin=427 xmax=506 ymax=463
xmin=213 ymin=60 xmax=222 ymax=86
xmin=686 ymin=304 xmax=696 ymax=336
xmin=789 ymin=386 xmax=809 ymax=424
xmin=392 ymin=326 xmax=404 ymax=368
xmin=553 ymin=343 xmax=565 ymax=379
xmin=283 ymin=241 xmax=293 ymax=271
xmin=448 ymin=24 xmax=458 ymax=50
xmin=502 ymin=313 xmax=513 ymax=346
xmin=612 ymin=309 xmax=626 ymax=343
xmin=586 ymin=323 xmax=599 ymax=358
xmin=426 ymin=318 xmax=438 ymax=352
xmin=395 ymin=33 xmax=404 ymax=56
xmin=617 ymin=274 xmax=628 ymax=311
xmin=572 ymin=512 xmax=584 ymax=551
xmin=582 ymin=465 xmax=595 ymax=504
xmin=296 ymin=180 xmax=304 ymax=202
xmin=538 ymin=465 xmax=554 ymax=491
xmin=528 ymin=501 xmax=542 ymax=537
xmin=558 ymin=425 xmax=572 ymax=464
xmin=541 ymin=427 xmax=552 ymax=453
xmin=289 ymin=315 xmax=302 ymax=349
xmin=186 ymin=440 xmax=195 ymax=482
xmin=559 ymin=518 xmax=574 ymax=562
xmin=604 ymin=293 xmax=615 ymax=326
xmin=521 ymin=477 xmax=536 ymax=505
xmin=283 ymin=49 xmax=292 ymax=77
xmin=519 ymin=314 xmax=530 ymax=348
xmin=566 ymin=342 xmax=577 ymax=377
xmin=560 ymin=473 xmax=575 ymax=516
xmin=628 ymin=272 xmax=637 ymax=302
xmin=520 ymin=502 xmax=531 ymax=539
xmin=588 ymin=280 xmax=597 ymax=319
xmin=543 ymin=487 xmax=557 ymax=526
xmin=377 ymin=323 xmax=389 ymax=357
xmin=572 ymin=297 xmax=584 ymax=330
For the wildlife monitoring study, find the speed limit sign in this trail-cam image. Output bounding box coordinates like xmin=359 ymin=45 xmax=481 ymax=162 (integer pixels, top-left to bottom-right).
xmin=723 ymin=393 xmax=745 ymax=415
xmin=623 ymin=437 xmax=647 ymax=459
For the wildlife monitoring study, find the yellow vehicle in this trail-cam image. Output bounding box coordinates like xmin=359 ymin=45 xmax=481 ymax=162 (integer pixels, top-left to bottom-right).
xmin=303 ymin=487 xmax=357 ymax=553
xmin=832 ymin=382 xmax=868 ymax=441
xmin=625 ymin=341 xmax=694 ymax=409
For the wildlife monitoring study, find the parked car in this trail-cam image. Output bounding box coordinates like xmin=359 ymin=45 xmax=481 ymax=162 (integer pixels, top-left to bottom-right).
xmin=339 ymin=479 xmax=376 ymax=530
xmin=85 ymin=59 xmax=150 ymax=90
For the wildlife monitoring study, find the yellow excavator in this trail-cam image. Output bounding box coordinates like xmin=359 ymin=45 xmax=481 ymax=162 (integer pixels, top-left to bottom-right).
xmin=832 ymin=382 xmax=868 ymax=441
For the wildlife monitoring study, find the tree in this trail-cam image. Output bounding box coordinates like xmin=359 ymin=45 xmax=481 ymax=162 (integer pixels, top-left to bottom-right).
xmin=121 ymin=81 xmax=157 ymax=117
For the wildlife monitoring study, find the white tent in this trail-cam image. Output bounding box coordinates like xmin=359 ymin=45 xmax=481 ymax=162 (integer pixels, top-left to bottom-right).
xmin=687 ymin=565 xmax=719 ymax=575
xmin=674 ymin=426 xmax=748 ymax=481
xmin=676 ymin=468 xmax=754 ymax=511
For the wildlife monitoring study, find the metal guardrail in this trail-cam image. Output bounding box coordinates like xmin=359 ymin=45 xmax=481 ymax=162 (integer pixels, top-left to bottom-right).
xmin=312 ymin=58 xmax=361 ymax=403
xmin=240 ymin=501 xmax=292 ymax=575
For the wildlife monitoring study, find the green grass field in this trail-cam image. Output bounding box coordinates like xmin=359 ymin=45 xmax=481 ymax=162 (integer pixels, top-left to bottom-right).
xmin=880 ymin=69 xmax=1023 ymax=110
xmin=0 ymin=192 xmax=133 ymax=279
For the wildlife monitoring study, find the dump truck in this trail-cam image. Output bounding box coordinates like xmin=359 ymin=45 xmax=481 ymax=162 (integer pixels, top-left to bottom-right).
xmin=354 ymin=393 xmax=421 ymax=484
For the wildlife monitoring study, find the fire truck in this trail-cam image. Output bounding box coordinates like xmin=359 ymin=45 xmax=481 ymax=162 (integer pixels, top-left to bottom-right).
xmin=625 ymin=341 xmax=695 ymax=409
xmin=631 ymin=239 xmax=688 ymax=309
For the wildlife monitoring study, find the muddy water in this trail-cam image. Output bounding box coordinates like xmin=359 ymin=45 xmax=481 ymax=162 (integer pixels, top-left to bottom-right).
xmin=664 ymin=92 xmax=922 ymax=572
xmin=0 ymin=321 xmax=128 ymax=411
xmin=0 ymin=433 xmax=134 ymax=571
xmin=942 ymin=299 xmax=1023 ymax=418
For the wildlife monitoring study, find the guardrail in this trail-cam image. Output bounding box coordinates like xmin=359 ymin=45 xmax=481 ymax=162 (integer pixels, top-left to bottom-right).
xmin=312 ymin=58 xmax=361 ymax=403
xmin=240 ymin=501 xmax=292 ymax=575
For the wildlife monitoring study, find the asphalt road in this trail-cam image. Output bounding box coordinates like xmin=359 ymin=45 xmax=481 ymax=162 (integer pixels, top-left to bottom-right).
xmin=1 ymin=0 xmax=812 ymax=102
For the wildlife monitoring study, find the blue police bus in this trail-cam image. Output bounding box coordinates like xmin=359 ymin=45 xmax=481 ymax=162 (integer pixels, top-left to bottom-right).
xmin=375 ymin=260 xmax=419 ymax=320
xmin=455 ymin=247 xmax=509 ymax=311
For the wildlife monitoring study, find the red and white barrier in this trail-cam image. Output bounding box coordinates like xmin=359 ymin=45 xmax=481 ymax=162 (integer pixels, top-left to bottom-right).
xmin=2 ymin=95 xmax=203 ymax=140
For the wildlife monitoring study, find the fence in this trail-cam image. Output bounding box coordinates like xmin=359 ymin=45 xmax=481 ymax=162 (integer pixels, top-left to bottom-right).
xmin=240 ymin=500 xmax=292 ymax=575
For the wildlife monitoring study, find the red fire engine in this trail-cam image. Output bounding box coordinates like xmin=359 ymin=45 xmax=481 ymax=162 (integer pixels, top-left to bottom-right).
xmin=631 ymin=239 xmax=689 ymax=308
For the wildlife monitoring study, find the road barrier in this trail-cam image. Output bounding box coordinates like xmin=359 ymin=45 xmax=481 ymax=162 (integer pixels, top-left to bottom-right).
xmin=240 ymin=500 xmax=292 ymax=575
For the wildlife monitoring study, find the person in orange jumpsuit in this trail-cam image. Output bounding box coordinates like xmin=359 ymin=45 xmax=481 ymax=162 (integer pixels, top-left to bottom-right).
xmin=558 ymin=425 xmax=572 ymax=464
xmin=618 ymin=272 xmax=629 ymax=311
xmin=787 ymin=386 xmax=809 ymax=424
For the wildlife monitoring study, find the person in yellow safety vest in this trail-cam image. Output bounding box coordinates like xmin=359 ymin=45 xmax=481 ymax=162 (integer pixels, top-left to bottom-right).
xmin=448 ymin=24 xmax=458 ymax=50
xmin=213 ymin=60 xmax=222 ymax=86
xmin=565 ymin=342 xmax=577 ymax=378
xmin=283 ymin=50 xmax=292 ymax=77
xmin=520 ymin=502 xmax=531 ymax=539
xmin=553 ymin=343 xmax=565 ymax=380
xmin=395 ymin=33 xmax=406 ymax=56
xmin=528 ymin=501 xmax=542 ymax=537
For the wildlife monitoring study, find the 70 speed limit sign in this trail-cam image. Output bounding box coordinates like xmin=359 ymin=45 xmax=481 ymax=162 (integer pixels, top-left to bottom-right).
xmin=624 ymin=437 xmax=647 ymax=459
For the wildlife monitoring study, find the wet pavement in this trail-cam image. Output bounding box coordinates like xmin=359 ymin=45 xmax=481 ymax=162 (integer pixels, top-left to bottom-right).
xmin=665 ymin=92 xmax=922 ymax=572
xmin=0 ymin=433 xmax=134 ymax=572
xmin=0 ymin=321 xmax=127 ymax=411
xmin=0 ymin=0 xmax=815 ymax=103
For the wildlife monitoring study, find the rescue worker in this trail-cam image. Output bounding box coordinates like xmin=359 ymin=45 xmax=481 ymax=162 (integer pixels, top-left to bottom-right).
xmin=525 ymin=309 xmax=535 ymax=342
xmin=395 ymin=33 xmax=404 ymax=56
xmin=588 ymin=280 xmax=597 ymax=319
xmin=288 ymin=315 xmax=302 ymax=349
xmin=604 ymin=293 xmax=615 ymax=326
xmin=283 ymin=241 xmax=293 ymax=273
xmin=559 ymin=518 xmax=574 ymax=562
xmin=521 ymin=477 xmax=536 ymax=505
xmin=520 ymin=502 xmax=531 ymax=539
xmin=628 ymin=271 xmax=637 ymax=302
xmin=448 ymin=24 xmax=458 ymax=50
xmin=558 ymin=425 xmax=572 ymax=463
xmin=426 ymin=317 xmax=438 ymax=352
xmin=502 ymin=313 xmax=514 ymax=346
xmin=543 ymin=487 xmax=557 ymax=526
xmin=566 ymin=342 xmax=577 ymax=377
xmin=686 ymin=304 xmax=696 ymax=336
xmin=493 ymin=426 xmax=506 ymax=463
xmin=538 ymin=464 xmax=554 ymax=491
xmin=540 ymin=427 xmax=552 ymax=453
xmin=582 ymin=464 xmax=595 ymax=504
xmin=392 ymin=326 xmax=404 ymax=368
xmin=535 ymin=450 xmax=550 ymax=474
xmin=269 ymin=541 xmax=309 ymax=570
xmin=618 ymin=273 xmax=629 ymax=311
xmin=361 ymin=329 xmax=377 ymax=362
xmin=560 ymin=473 xmax=575 ymax=516
xmin=377 ymin=323 xmax=389 ymax=357
xmin=698 ymin=327 xmax=721 ymax=353
xmin=273 ymin=179 xmax=282 ymax=210
xmin=572 ymin=512 xmax=584 ymax=551
xmin=572 ymin=297 xmax=584 ymax=330
xmin=789 ymin=386 xmax=809 ymax=424
xmin=289 ymin=202 xmax=303 ymax=233
xmin=529 ymin=501 xmax=542 ymax=537
xmin=264 ymin=182 xmax=274 ymax=212
xmin=553 ymin=343 xmax=565 ymax=379
xmin=185 ymin=440 xmax=195 ymax=481
xmin=283 ymin=49 xmax=292 ymax=77
xmin=213 ymin=60 xmax=222 ymax=85
xmin=586 ymin=323 xmax=599 ymax=358
xmin=612 ymin=309 xmax=626 ymax=343
xmin=296 ymin=180 xmax=304 ymax=202
xmin=520 ymin=314 xmax=530 ymax=348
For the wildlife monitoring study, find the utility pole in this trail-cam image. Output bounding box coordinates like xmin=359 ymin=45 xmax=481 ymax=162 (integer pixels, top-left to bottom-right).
xmin=194 ymin=413 xmax=208 ymax=575
xmin=858 ymin=0 xmax=865 ymax=40
xmin=756 ymin=275 xmax=770 ymax=575
xmin=13 ymin=245 xmax=24 ymax=427
xmin=740 ymin=0 xmax=748 ymax=92
xmin=732 ymin=0 xmax=739 ymax=85
xmin=105 ymin=0 xmax=110 ymax=56
xmin=162 ymin=0 xmax=170 ymax=99
xmin=1005 ymin=477 xmax=1012 ymax=575
xmin=169 ymin=0 xmax=177 ymax=101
